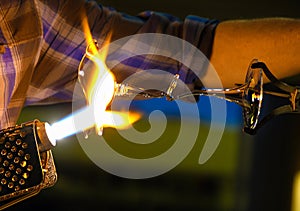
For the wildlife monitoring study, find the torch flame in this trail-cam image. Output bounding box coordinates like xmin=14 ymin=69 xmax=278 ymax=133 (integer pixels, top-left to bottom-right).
xmin=46 ymin=13 xmax=141 ymax=141
xmin=81 ymin=14 xmax=140 ymax=134
xmin=101 ymin=111 xmax=141 ymax=129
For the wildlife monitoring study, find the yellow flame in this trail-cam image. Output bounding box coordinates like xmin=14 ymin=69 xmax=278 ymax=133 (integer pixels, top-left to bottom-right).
xmin=81 ymin=13 xmax=140 ymax=133
xmin=102 ymin=111 xmax=141 ymax=129
xmin=81 ymin=14 xmax=112 ymax=104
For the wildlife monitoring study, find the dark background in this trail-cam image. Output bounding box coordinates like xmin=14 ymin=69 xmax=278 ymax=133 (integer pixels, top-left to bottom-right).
xmin=6 ymin=0 xmax=300 ymax=211
xmin=98 ymin=0 xmax=299 ymax=20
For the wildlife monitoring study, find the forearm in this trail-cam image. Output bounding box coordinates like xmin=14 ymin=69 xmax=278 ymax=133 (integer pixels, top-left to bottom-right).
xmin=210 ymin=17 xmax=300 ymax=88
xmin=93 ymin=7 xmax=218 ymax=88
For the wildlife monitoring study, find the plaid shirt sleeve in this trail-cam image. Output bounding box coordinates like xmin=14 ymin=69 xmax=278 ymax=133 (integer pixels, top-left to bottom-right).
xmin=0 ymin=0 xmax=218 ymax=128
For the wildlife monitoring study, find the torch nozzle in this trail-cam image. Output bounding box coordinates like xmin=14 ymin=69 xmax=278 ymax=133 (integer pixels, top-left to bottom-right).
xmin=0 ymin=119 xmax=57 ymax=209
xmin=35 ymin=121 xmax=57 ymax=152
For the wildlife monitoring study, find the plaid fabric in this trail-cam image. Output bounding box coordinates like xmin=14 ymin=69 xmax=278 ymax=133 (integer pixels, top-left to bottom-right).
xmin=0 ymin=0 xmax=218 ymax=128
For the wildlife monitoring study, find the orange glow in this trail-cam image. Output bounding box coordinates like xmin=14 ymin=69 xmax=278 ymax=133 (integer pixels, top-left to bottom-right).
xmin=81 ymin=14 xmax=113 ymax=105
xmin=81 ymin=13 xmax=140 ymax=134
xmin=102 ymin=111 xmax=141 ymax=129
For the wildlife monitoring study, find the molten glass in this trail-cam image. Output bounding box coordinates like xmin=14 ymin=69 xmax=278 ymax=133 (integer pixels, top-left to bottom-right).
xmin=48 ymin=14 xmax=142 ymax=140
